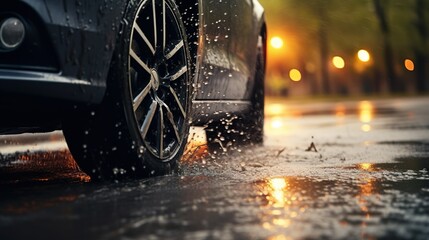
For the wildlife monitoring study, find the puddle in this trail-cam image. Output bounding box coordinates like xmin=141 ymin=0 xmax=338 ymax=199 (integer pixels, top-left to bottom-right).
xmin=344 ymin=157 xmax=429 ymax=174
xmin=377 ymin=141 xmax=429 ymax=146
xmin=375 ymin=157 xmax=429 ymax=172
xmin=252 ymin=172 xmax=429 ymax=239
xmin=383 ymin=124 xmax=429 ymax=130
xmin=252 ymin=157 xmax=429 ymax=239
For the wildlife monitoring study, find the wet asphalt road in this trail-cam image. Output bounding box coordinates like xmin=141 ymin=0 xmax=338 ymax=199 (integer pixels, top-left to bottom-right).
xmin=1 ymin=97 xmax=429 ymax=240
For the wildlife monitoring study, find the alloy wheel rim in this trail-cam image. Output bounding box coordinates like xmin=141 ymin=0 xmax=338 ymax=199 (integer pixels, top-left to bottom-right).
xmin=128 ymin=0 xmax=189 ymax=161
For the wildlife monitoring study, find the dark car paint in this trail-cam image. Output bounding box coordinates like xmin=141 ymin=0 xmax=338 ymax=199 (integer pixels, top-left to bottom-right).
xmin=196 ymin=0 xmax=263 ymax=101
xmin=191 ymin=0 xmax=265 ymax=125
xmin=0 ymin=0 xmax=128 ymax=104
xmin=0 ymin=0 xmax=265 ymax=132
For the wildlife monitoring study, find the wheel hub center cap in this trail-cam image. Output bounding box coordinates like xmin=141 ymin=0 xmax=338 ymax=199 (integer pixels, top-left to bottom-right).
xmin=151 ymin=69 xmax=160 ymax=91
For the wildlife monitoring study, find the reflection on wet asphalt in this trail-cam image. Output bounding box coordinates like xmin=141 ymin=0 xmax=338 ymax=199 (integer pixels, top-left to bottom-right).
xmin=1 ymin=97 xmax=429 ymax=240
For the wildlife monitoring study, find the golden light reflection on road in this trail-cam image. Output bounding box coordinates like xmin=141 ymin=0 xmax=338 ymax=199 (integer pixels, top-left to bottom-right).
xmin=182 ymin=127 xmax=209 ymax=162
xmin=265 ymin=103 xmax=303 ymax=118
xmin=359 ymin=101 xmax=373 ymax=123
xmin=271 ymin=118 xmax=283 ymax=129
xmin=265 ymin=102 xmax=306 ymax=138
xmin=268 ymin=234 xmax=292 ymax=240
xmin=355 ymin=162 xmax=378 ymax=235
xmin=357 ymin=177 xmax=374 ymax=219
xmin=335 ymin=103 xmax=346 ymax=124
xmin=0 ymin=149 xmax=90 ymax=184
xmin=270 ymin=178 xmax=287 ymax=208
xmin=358 ymin=163 xmax=375 ymax=172
xmin=359 ymin=101 xmax=374 ymax=132
xmin=266 ymin=104 xmax=287 ymax=116
xmin=357 ymin=176 xmax=376 ymax=230
xmin=265 ymin=117 xmax=292 ymax=137
xmin=257 ymin=177 xmax=305 ymax=232
xmin=361 ymin=124 xmax=372 ymax=132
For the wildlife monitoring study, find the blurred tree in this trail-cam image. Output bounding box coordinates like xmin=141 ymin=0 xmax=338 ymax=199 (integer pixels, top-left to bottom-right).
xmin=415 ymin=0 xmax=429 ymax=92
xmin=259 ymin=0 xmax=429 ymax=96
xmin=372 ymin=0 xmax=399 ymax=92
xmin=317 ymin=3 xmax=331 ymax=95
xmin=262 ymin=0 xmax=378 ymax=95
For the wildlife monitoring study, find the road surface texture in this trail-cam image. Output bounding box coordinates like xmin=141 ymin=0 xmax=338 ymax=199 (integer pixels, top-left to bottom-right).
xmin=1 ymin=97 xmax=428 ymax=240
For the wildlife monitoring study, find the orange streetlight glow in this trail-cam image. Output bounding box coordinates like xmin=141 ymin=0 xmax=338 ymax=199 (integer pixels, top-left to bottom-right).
xmin=404 ymin=59 xmax=415 ymax=71
xmin=332 ymin=56 xmax=345 ymax=69
xmin=358 ymin=49 xmax=370 ymax=62
xmin=289 ymin=69 xmax=302 ymax=82
xmin=270 ymin=36 xmax=284 ymax=49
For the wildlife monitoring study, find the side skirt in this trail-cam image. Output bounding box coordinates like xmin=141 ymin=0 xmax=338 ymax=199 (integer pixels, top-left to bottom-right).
xmin=190 ymin=100 xmax=252 ymax=126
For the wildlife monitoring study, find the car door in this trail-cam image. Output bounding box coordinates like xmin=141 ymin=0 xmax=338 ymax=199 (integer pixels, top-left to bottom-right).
xmin=196 ymin=0 xmax=257 ymax=101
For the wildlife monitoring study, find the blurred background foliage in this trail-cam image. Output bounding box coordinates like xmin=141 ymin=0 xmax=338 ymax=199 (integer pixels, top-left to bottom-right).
xmin=259 ymin=0 xmax=429 ymax=97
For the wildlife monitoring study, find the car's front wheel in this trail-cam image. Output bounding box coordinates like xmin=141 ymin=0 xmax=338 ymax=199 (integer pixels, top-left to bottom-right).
xmin=63 ymin=0 xmax=192 ymax=180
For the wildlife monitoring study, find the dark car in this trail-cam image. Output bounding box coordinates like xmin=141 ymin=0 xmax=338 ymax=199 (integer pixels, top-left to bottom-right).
xmin=0 ymin=0 xmax=266 ymax=180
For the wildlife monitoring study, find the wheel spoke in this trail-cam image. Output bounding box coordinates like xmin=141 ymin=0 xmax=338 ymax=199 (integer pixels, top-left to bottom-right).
xmin=130 ymin=49 xmax=151 ymax=74
xmin=133 ymin=82 xmax=151 ymax=111
xmin=170 ymin=66 xmax=187 ymax=81
xmin=158 ymin=106 xmax=165 ymax=158
xmin=169 ymin=86 xmax=186 ymax=117
xmin=134 ymin=24 xmax=156 ymax=55
xmin=162 ymin=0 xmax=166 ymax=52
xmin=166 ymin=109 xmax=181 ymax=143
xmin=140 ymin=101 xmax=158 ymax=139
xmin=165 ymin=40 xmax=184 ymax=60
xmin=159 ymin=101 xmax=182 ymax=143
xmin=152 ymin=0 xmax=157 ymax=47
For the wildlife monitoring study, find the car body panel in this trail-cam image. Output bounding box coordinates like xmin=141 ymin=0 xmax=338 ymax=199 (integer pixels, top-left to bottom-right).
xmin=195 ymin=0 xmax=263 ymax=101
xmin=0 ymin=0 xmax=265 ymax=132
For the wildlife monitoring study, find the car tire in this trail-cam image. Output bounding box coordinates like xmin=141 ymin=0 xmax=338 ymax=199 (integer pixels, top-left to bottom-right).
xmin=63 ymin=0 xmax=192 ymax=180
xmin=205 ymin=34 xmax=265 ymax=151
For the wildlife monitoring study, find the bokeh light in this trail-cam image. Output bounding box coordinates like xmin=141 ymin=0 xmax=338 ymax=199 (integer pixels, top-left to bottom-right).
xmin=289 ymin=69 xmax=302 ymax=82
xmin=270 ymin=36 xmax=284 ymax=49
xmin=332 ymin=56 xmax=345 ymax=69
xmin=404 ymin=59 xmax=415 ymax=71
xmin=357 ymin=49 xmax=370 ymax=62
